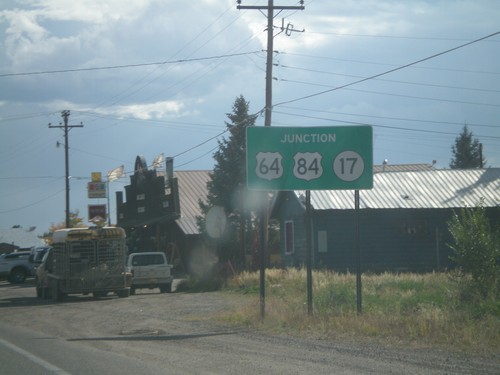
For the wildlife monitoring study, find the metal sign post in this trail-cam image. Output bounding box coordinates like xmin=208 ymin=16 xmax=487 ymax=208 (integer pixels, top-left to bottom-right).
xmin=305 ymin=190 xmax=313 ymax=315
xmin=355 ymin=190 xmax=362 ymax=314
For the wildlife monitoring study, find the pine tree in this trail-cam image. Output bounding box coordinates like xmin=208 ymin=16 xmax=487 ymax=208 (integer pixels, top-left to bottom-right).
xmin=199 ymin=95 xmax=257 ymax=263
xmin=450 ymin=124 xmax=485 ymax=169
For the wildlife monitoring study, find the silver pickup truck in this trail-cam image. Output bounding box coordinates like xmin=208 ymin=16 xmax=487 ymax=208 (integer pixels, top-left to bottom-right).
xmin=126 ymin=252 xmax=173 ymax=294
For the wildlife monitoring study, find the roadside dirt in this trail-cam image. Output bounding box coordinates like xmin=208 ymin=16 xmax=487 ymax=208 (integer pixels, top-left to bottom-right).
xmin=1 ymin=280 xmax=499 ymax=374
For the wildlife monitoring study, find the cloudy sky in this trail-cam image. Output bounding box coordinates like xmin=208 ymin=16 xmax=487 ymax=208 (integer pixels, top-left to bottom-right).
xmin=1 ymin=0 xmax=499 ymax=235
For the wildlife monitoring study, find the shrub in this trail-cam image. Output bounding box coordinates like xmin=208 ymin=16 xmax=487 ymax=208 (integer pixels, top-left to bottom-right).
xmin=447 ymin=202 xmax=500 ymax=300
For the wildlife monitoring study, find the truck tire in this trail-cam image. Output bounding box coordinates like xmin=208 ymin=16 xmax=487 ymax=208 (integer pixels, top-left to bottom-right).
xmin=42 ymin=286 xmax=51 ymax=300
xmin=130 ymin=287 xmax=136 ymax=295
xmin=159 ymin=283 xmax=172 ymax=293
xmin=51 ymin=280 xmax=62 ymax=302
xmin=116 ymin=289 xmax=130 ymax=298
xmin=8 ymin=267 xmax=27 ymax=284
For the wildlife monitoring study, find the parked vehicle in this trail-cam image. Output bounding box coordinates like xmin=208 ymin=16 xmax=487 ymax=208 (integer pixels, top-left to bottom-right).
xmin=36 ymin=226 xmax=132 ymax=301
xmin=29 ymin=246 xmax=51 ymax=268
xmin=0 ymin=251 xmax=35 ymax=283
xmin=127 ymin=252 xmax=173 ymax=294
xmin=35 ymin=248 xmax=52 ymax=298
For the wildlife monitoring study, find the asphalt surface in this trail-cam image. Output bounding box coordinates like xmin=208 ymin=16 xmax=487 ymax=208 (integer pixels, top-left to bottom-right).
xmin=0 ymin=280 xmax=499 ymax=374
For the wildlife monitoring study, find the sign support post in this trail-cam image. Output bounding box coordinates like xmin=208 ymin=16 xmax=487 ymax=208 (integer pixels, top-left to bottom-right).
xmin=305 ymin=190 xmax=313 ymax=315
xmin=355 ymin=190 xmax=362 ymax=314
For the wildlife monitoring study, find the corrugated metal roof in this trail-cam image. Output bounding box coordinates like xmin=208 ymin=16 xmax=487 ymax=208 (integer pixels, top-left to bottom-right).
xmin=307 ymin=168 xmax=500 ymax=210
xmin=172 ymin=168 xmax=499 ymax=233
xmin=372 ymin=163 xmax=434 ymax=173
xmin=174 ymin=170 xmax=211 ymax=235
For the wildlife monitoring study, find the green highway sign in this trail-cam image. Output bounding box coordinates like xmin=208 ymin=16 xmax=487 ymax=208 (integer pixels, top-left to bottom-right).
xmin=246 ymin=126 xmax=373 ymax=190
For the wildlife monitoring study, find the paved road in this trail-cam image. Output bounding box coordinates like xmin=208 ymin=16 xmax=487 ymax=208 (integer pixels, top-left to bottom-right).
xmin=0 ymin=280 xmax=498 ymax=374
xmin=0 ymin=322 xmax=167 ymax=374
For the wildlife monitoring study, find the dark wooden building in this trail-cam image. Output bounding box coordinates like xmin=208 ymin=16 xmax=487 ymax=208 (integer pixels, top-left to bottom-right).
xmin=116 ymin=156 xmax=210 ymax=272
xmin=116 ymin=155 xmax=180 ymax=257
xmin=272 ymin=168 xmax=500 ymax=272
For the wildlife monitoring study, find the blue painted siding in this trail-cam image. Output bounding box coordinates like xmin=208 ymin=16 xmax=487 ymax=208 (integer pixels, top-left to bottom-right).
xmin=313 ymin=209 xmax=455 ymax=272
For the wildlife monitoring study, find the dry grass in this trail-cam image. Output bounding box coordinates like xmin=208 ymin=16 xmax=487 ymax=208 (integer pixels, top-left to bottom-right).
xmin=221 ymin=269 xmax=500 ymax=354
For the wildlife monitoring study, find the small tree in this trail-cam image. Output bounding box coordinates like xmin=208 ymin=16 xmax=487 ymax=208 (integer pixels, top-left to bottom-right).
xmin=450 ymin=124 xmax=485 ymax=169
xmin=448 ymin=202 xmax=500 ymax=300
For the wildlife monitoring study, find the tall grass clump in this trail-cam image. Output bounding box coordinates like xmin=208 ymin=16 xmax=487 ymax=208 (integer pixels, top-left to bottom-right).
xmin=222 ymin=269 xmax=499 ymax=354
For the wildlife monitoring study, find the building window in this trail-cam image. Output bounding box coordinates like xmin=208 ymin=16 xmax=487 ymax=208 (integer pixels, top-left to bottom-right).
xmin=162 ymin=200 xmax=169 ymax=208
xmin=137 ymin=193 xmax=145 ymax=201
xmin=138 ymin=206 xmax=145 ymax=213
xmin=285 ymin=220 xmax=294 ymax=255
xmin=318 ymin=230 xmax=327 ymax=253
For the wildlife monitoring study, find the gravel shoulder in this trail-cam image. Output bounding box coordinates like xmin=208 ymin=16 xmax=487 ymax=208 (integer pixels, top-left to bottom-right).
xmin=1 ymin=280 xmax=498 ymax=374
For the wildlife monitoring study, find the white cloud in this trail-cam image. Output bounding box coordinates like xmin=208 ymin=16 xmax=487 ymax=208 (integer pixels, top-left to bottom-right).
xmin=1 ymin=1 xmax=154 ymax=68
xmin=114 ymin=100 xmax=185 ymax=120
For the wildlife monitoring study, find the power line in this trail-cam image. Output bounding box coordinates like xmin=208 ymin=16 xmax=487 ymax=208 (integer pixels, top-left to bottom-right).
xmin=279 ymin=52 xmax=500 ymax=76
xmin=0 ymin=111 xmax=60 ymax=122
xmin=273 ymin=31 xmax=500 ymax=108
xmin=176 ymin=145 xmax=220 ymax=168
xmin=0 ymin=189 xmax=65 ymax=214
xmin=306 ymin=30 xmax=500 ymax=42
xmin=278 ymin=64 xmax=500 ymax=94
xmin=0 ymin=51 xmax=261 ymax=78
xmin=272 ymin=110 xmax=500 ymax=139
xmin=91 ymin=6 xmax=252 ymax=111
xmin=0 ymin=176 xmax=63 ymax=180
xmin=280 ymin=78 xmax=500 ymax=108
xmin=173 ymin=128 xmax=228 ymax=158
xmin=279 ymin=105 xmax=499 ymax=129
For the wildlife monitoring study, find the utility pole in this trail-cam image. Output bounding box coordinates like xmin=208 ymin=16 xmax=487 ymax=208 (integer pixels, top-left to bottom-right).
xmin=49 ymin=110 xmax=83 ymax=228
xmin=237 ymin=0 xmax=305 ymax=319
xmin=237 ymin=0 xmax=304 ymax=127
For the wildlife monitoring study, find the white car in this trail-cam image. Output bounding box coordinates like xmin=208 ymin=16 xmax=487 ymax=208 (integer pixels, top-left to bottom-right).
xmin=127 ymin=252 xmax=173 ymax=294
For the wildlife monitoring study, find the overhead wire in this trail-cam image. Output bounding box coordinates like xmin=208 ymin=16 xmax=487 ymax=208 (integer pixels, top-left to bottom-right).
xmin=279 ymin=52 xmax=500 ymax=76
xmin=272 ymin=110 xmax=500 ymax=140
xmin=278 ymin=64 xmax=500 ymax=94
xmin=272 ymin=31 xmax=500 ymax=108
xmin=278 ymin=105 xmax=499 ymax=129
xmin=71 ymin=5 xmax=265 ymax=170
xmin=0 ymin=188 xmax=65 ymax=214
xmin=0 ymin=51 xmax=261 ymax=78
xmin=279 ymin=78 xmax=500 ymax=108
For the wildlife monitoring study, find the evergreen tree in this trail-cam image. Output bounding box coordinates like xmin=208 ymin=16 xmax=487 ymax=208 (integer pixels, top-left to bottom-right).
xmin=450 ymin=124 xmax=485 ymax=169
xmin=199 ymin=95 xmax=257 ymax=263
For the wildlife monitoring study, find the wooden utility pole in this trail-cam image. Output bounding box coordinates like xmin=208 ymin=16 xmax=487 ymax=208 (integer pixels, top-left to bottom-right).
xmin=237 ymin=0 xmax=305 ymax=319
xmin=49 ymin=110 xmax=83 ymax=228
xmin=237 ymin=0 xmax=304 ymax=127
